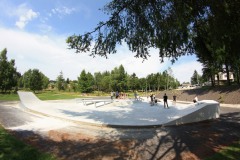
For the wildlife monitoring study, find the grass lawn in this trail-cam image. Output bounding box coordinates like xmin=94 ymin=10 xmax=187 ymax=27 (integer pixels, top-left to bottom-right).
xmin=0 ymin=93 xmax=19 ymax=101
xmin=0 ymin=90 xmax=90 ymax=101
xmin=205 ymin=141 xmax=240 ymax=160
xmin=0 ymin=90 xmax=141 ymax=101
xmin=0 ymin=126 xmax=56 ymax=160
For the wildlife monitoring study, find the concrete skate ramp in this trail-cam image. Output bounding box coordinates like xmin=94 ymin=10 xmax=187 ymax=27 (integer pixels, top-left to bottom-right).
xmin=18 ymin=91 xmax=42 ymax=104
xmin=17 ymin=91 xmax=220 ymax=127
xmin=164 ymin=102 xmax=220 ymax=126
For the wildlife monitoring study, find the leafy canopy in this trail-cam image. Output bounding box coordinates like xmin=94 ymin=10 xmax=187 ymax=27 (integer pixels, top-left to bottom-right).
xmin=66 ymin=0 xmax=205 ymax=62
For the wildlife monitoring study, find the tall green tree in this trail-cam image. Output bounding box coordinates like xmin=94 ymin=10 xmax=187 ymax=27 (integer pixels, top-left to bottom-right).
xmin=78 ymin=70 xmax=94 ymax=93
xmin=29 ymin=69 xmax=43 ymax=92
xmin=127 ymin=73 xmax=139 ymax=91
xmin=0 ymin=48 xmax=19 ymax=93
xmin=67 ymin=0 xmax=199 ymax=62
xmin=191 ymin=70 xmax=202 ymax=85
xmin=21 ymin=69 xmax=49 ymax=92
xmin=56 ymin=71 xmax=65 ymax=91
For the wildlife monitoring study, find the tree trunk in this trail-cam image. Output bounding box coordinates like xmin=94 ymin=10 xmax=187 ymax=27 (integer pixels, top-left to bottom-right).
xmin=210 ymin=74 xmax=215 ymax=87
xmin=225 ymin=63 xmax=231 ymax=85
xmin=216 ymin=73 xmax=220 ymax=86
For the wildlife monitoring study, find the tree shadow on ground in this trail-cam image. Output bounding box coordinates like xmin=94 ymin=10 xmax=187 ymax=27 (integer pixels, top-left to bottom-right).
xmin=8 ymin=112 xmax=240 ymax=160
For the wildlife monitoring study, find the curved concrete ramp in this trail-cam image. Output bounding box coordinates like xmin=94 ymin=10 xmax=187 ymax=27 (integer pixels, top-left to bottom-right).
xmin=18 ymin=91 xmax=42 ymax=104
xmin=164 ymin=101 xmax=220 ymax=126
xmin=17 ymin=91 xmax=220 ymax=127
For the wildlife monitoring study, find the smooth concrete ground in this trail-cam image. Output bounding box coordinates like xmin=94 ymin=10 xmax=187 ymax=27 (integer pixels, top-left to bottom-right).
xmin=17 ymin=91 xmax=220 ymax=127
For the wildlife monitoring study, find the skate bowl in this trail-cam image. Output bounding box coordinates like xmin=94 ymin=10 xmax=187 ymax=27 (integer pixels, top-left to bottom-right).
xmin=17 ymin=91 xmax=220 ymax=127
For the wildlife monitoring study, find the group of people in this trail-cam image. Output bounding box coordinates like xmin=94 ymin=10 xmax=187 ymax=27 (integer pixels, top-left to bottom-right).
xmin=110 ymin=91 xmax=128 ymax=100
xmin=149 ymin=93 xmax=176 ymax=108
xmin=111 ymin=91 xmax=198 ymax=107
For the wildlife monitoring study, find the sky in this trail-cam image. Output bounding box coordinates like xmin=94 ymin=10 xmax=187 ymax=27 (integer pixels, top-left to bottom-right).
xmin=0 ymin=0 xmax=203 ymax=83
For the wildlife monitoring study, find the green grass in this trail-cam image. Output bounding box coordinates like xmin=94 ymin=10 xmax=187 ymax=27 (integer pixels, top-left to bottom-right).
xmin=0 ymin=126 xmax=56 ymax=160
xmin=0 ymin=93 xmax=19 ymax=101
xmin=205 ymin=141 xmax=240 ymax=160
xmin=0 ymin=90 xmax=145 ymax=101
xmin=35 ymin=91 xmax=84 ymax=100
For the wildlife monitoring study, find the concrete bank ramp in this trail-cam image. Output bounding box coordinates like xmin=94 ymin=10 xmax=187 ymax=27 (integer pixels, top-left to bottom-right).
xmin=164 ymin=101 xmax=220 ymax=126
xmin=17 ymin=91 xmax=220 ymax=127
xmin=18 ymin=91 xmax=42 ymax=104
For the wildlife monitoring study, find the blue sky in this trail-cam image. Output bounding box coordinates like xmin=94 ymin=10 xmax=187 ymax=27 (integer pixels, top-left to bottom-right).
xmin=0 ymin=0 xmax=202 ymax=83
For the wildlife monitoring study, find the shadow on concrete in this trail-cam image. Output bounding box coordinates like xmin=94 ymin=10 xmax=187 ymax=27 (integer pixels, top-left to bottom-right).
xmin=7 ymin=111 xmax=240 ymax=160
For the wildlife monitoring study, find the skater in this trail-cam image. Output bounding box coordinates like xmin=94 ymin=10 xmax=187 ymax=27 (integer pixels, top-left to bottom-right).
xmin=163 ymin=93 xmax=169 ymax=108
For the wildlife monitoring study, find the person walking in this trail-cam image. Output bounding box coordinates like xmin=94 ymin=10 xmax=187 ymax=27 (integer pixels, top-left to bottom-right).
xmin=163 ymin=93 xmax=169 ymax=108
xmin=173 ymin=94 xmax=177 ymax=105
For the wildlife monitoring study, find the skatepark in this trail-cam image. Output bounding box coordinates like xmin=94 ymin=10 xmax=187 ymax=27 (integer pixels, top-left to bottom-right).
xmin=17 ymin=91 xmax=220 ymax=127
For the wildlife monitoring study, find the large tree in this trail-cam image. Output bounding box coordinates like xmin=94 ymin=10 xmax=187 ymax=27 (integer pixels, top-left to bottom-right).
xmin=56 ymin=71 xmax=65 ymax=91
xmin=21 ymin=69 xmax=49 ymax=92
xmin=78 ymin=70 xmax=94 ymax=93
xmin=66 ymin=0 xmax=202 ymax=62
xmin=29 ymin=69 xmax=43 ymax=92
xmin=67 ymin=0 xmax=240 ymax=87
xmin=0 ymin=48 xmax=19 ymax=93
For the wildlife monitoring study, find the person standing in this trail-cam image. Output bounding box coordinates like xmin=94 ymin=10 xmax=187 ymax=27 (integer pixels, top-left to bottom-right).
xmin=173 ymin=94 xmax=177 ymax=105
xmin=110 ymin=91 xmax=114 ymax=100
xmin=163 ymin=93 xmax=169 ymax=108
xmin=150 ymin=93 xmax=154 ymax=106
xmin=116 ymin=91 xmax=119 ymax=99
xmin=134 ymin=91 xmax=138 ymax=100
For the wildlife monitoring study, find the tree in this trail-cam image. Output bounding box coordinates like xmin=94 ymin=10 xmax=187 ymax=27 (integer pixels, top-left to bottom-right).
xmin=67 ymin=1 xmax=239 ymax=87
xmin=127 ymin=73 xmax=139 ymax=91
xmin=21 ymin=69 xmax=49 ymax=92
xmin=191 ymin=70 xmax=202 ymax=85
xmin=67 ymin=0 xmax=199 ymax=62
xmin=56 ymin=71 xmax=65 ymax=91
xmin=0 ymin=48 xmax=19 ymax=93
xmin=29 ymin=69 xmax=43 ymax=92
xmin=78 ymin=70 xmax=94 ymax=93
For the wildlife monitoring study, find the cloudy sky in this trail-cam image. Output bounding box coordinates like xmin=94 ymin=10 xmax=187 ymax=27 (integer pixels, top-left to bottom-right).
xmin=0 ymin=0 xmax=202 ymax=83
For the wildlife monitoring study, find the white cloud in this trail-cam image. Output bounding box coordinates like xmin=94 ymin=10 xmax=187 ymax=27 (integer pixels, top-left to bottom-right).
xmin=15 ymin=4 xmax=39 ymax=29
xmin=38 ymin=24 xmax=52 ymax=33
xmin=51 ymin=6 xmax=76 ymax=18
xmin=171 ymin=61 xmax=203 ymax=83
xmin=0 ymin=27 xmax=202 ymax=82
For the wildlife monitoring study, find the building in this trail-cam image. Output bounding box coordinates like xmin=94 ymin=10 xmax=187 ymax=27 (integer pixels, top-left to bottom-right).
xmin=215 ymin=72 xmax=234 ymax=85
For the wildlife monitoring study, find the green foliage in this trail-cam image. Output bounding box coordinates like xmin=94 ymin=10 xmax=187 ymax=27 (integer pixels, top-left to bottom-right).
xmin=191 ymin=70 xmax=202 ymax=85
xmin=56 ymin=71 xmax=65 ymax=91
xmin=67 ymin=0 xmax=240 ymax=86
xmin=21 ymin=69 xmax=49 ymax=92
xmin=78 ymin=70 xmax=94 ymax=93
xmin=205 ymin=141 xmax=240 ymax=160
xmin=67 ymin=0 xmax=196 ymax=62
xmin=0 ymin=48 xmax=20 ymax=93
xmin=0 ymin=125 xmax=56 ymax=160
xmin=0 ymin=93 xmax=19 ymax=101
xmin=29 ymin=69 xmax=43 ymax=92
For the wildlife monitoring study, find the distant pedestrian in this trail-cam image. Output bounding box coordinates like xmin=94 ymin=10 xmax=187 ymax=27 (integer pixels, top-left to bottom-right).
xmin=173 ymin=94 xmax=177 ymax=105
xmin=163 ymin=93 xmax=169 ymax=108
xmin=134 ymin=91 xmax=138 ymax=100
xmin=173 ymin=95 xmax=176 ymax=102
xmin=110 ymin=91 xmax=114 ymax=100
xmin=116 ymin=91 xmax=119 ymax=99
xmin=150 ymin=93 xmax=154 ymax=106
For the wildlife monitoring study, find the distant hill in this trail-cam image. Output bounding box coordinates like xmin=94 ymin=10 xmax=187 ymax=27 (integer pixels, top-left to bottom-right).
xmin=156 ymin=86 xmax=240 ymax=104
